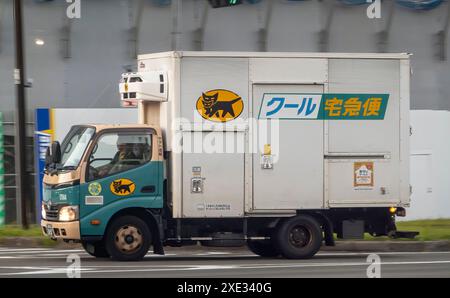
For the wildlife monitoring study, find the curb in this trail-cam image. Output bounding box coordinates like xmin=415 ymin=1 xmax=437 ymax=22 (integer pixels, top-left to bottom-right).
xmin=321 ymin=240 xmax=450 ymax=252
xmin=0 ymin=237 xmax=80 ymax=249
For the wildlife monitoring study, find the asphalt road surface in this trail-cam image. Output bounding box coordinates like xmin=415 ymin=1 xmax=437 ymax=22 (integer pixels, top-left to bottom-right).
xmin=0 ymin=246 xmax=449 ymax=278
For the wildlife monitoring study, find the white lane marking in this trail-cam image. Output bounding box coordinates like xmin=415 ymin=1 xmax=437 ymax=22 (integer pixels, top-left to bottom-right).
xmin=0 ymin=248 xmax=52 ymax=252
xmin=0 ymin=253 xmax=190 ymax=260
xmin=38 ymin=253 xmax=88 ymax=257
xmin=0 ymin=266 xmax=55 ymax=270
xmin=145 ymin=253 xmax=177 ymax=257
xmin=0 ymin=249 xmax=85 ymax=255
xmin=66 ymin=260 xmax=450 ymax=275
xmin=191 ymin=265 xmax=237 ymax=270
xmin=0 ymin=256 xmax=89 ymax=260
xmin=3 ymin=260 xmax=450 ymax=276
xmin=0 ymin=267 xmax=94 ymax=276
xmin=317 ymin=251 xmax=450 ymax=256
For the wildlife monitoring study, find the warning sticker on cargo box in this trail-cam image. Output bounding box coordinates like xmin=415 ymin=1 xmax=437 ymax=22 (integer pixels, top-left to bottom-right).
xmin=354 ymin=162 xmax=374 ymax=188
xmin=206 ymin=203 xmax=231 ymax=211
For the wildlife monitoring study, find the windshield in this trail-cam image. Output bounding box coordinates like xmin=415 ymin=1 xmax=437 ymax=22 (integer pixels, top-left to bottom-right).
xmin=60 ymin=126 xmax=96 ymax=169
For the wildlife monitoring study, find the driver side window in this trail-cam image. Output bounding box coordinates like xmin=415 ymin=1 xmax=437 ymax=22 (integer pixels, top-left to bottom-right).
xmin=87 ymin=132 xmax=152 ymax=181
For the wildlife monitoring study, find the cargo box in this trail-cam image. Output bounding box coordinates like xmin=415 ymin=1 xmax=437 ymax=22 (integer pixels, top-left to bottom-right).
xmin=134 ymin=51 xmax=410 ymax=218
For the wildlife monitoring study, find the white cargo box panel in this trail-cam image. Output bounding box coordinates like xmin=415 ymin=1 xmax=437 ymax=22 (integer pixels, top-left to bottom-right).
xmin=135 ymin=51 xmax=410 ymax=218
xmin=181 ymin=131 xmax=245 ymax=217
xmin=325 ymin=58 xmax=409 ymax=207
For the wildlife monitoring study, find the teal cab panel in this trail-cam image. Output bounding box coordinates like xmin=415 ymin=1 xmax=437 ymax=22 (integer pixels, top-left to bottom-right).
xmin=79 ymin=161 xmax=163 ymax=236
xmin=43 ymin=184 xmax=80 ymax=206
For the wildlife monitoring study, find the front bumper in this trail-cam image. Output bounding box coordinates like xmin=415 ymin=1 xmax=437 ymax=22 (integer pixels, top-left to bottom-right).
xmin=41 ymin=220 xmax=81 ymax=240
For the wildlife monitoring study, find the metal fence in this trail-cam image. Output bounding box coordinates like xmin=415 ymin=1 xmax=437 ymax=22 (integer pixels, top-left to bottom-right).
xmin=0 ymin=120 xmax=36 ymax=225
xmin=0 ymin=114 xmax=4 ymax=226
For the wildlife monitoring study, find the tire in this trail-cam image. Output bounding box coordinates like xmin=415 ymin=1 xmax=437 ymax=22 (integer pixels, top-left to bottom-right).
xmin=105 ymin=215 xmax=152 ymax=261
xmin=81 ymin=240 xmax=109 ymax=258
xmin=274 ymin=215 xmax=322 ymax=259
xmin=247 ymin=240 xmax=279 ymax=258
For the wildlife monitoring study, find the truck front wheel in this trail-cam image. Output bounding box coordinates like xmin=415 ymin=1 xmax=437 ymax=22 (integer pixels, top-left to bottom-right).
xmin=81 ymin=240 xmax=109 ymax=258
xmin=274 ymin=215 xmax=322 ymax=259
xmin=247 ymin=240 xmax=279 ymax=258
xmin=105 ymin=215 xmax=152 ymax=261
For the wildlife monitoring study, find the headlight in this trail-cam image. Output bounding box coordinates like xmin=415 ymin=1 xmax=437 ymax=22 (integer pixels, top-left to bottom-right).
xmin=58 ymin=206 xmax=79 ymax=222
xmin=41 ymin=204 xmax=46 ymax=220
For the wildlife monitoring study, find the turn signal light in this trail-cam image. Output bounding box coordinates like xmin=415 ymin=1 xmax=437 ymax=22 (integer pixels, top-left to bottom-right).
xmin=90 ymin=219 xmax=101 ymax=225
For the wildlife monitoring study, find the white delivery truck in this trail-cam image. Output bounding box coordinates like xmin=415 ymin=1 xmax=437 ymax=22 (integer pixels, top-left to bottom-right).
xmin=41 ymin=51 xmax=416 ymax=261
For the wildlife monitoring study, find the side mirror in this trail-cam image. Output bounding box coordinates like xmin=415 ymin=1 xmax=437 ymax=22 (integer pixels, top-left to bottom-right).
xmin=45 ymin=141 xmax=61 ymax=168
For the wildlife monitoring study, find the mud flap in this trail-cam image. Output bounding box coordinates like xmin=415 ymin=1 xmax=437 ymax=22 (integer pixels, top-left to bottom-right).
xmin=152 ymin=237 xmax=165 ymax=255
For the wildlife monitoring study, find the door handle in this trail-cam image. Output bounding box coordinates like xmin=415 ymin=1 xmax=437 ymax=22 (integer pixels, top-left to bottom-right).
xmin=141 ymin=185 xmax=155 ymax=193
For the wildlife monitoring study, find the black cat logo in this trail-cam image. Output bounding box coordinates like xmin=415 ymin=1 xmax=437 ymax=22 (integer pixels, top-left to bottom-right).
xmin=196 ymin=89 xmax=244 ymax=122
xmin=110 ymin=178 xmax=136 ymax=196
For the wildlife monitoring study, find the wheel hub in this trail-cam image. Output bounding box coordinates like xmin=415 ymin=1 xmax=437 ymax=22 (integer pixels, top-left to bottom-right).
xmin=115 ymin=225 xmax=143 ymax=254
xmin=289 ymin=226 xmax=311 ymax=248
xmin=125 ymin=235 xmax=134 ymax=244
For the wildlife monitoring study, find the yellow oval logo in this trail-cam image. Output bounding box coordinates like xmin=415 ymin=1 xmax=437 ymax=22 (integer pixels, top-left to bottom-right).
xmin=196 ymin=89 xmax=244 ymax=123
xmin=110 ymin=178 xmax=136 ymax=196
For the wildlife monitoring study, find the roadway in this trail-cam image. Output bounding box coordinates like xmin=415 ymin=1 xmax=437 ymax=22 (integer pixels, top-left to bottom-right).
xmin=0 ymin=246 xmax=449 ymax=278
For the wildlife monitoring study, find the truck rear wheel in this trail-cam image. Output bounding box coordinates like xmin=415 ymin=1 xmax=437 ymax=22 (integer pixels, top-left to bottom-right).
xmin=81 ymin=240 xmax=109 ymax=258
xmin=274 ymin=215 xmax=322 ymax=259
xmin=105 ymin=215 xmax=152 ymax=261
xmin=247 ymin=240 xmax=279 ymax=258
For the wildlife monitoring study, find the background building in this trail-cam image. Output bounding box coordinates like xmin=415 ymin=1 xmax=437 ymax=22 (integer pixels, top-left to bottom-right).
xmin=0 ymin=0 xmax=449 ymax=223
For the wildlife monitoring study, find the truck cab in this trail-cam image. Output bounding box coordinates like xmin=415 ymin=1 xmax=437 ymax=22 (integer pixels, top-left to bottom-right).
xmin=41 ymin=124 xmax=165 ymax=260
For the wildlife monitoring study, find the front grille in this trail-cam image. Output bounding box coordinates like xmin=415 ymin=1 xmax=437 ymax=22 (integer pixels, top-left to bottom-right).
xmin=44 ymin=204 xmax=59 ymax=221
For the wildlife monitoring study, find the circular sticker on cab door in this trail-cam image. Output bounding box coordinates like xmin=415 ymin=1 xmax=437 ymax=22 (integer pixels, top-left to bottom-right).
xmin=110 ymin=178 xmax=136 ymax=196
xmin=88 ymin=182 xmax=102 ymax=196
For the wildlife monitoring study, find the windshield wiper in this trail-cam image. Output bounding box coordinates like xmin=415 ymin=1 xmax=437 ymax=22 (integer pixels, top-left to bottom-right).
xmin=60 ymin=165 xmax=77 ymax=171
xmin=45 ymin=163 xmax=60 ymax=176
xmin=45 ymin=164 xmax=76 ymax=176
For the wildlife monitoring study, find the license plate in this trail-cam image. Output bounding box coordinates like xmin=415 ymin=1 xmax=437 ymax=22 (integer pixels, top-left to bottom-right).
xmin=46 ymin=224 xmax=54 ymax=237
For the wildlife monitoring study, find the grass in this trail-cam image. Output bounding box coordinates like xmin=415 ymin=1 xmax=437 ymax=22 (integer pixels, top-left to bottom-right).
xmin=0 ymin=225 xmax=43 ymax=237
xmin=360 ymin=219 xmax=450 ymax=241
xmin=0 ymin=225 xmax=57 ymax=247
xmin=396 ymin=219 xmax=450 ymax=241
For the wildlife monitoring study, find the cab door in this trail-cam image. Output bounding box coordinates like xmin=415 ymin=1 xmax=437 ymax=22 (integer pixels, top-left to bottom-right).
xmin=79 ymin=129 xmax=162 ymax=233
